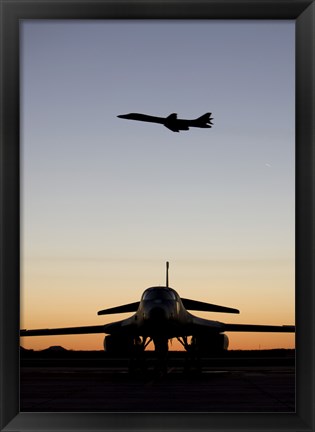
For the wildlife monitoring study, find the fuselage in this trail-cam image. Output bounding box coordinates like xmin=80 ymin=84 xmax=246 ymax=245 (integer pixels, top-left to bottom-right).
xmin=117 ymin=113 xmax=165 ymax=124
xmin=132 ymin=286 xmax=191 ymax=338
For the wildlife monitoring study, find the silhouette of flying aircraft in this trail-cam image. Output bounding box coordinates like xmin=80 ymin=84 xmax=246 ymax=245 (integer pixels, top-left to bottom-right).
xmin=20 ymin=262 xmax=295 ymax=358
xmin=117 ymin=112 xmax=213 ymax=132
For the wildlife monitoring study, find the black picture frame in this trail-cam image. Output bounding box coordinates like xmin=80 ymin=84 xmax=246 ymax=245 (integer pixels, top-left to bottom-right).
xmin=0 ymin=1 xmax=314 ymax=431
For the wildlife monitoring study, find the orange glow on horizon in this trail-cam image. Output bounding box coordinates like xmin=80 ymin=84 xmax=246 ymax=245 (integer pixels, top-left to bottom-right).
xmin=20 ymin=259 xmax=295 ymax=352
xmin=20 ymin=332 xmax=295 ymax=352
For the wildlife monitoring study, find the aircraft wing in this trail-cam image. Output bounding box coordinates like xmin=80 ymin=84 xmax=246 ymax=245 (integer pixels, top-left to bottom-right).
xmin=20 ymin=325 xmax=107 ymax=337
xmin=98 ymin=301 xmax=140 ymax=315
xmin=189 ymin=316 xmax=226 ymax=332
xmin=188 ymin=317 xmax=295 ymax=334
xmin=164 ymin=124 xmax=180 ymax=132
xmin=20 ymin=318 xmax=136 ymax=338
xmin=181 ymin=298 xmax=239 ymax=314
xmin=222 ymin=324 xmax=295 ymax=332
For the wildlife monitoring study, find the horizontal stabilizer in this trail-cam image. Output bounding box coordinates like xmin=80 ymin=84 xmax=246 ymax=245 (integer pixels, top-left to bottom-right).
xmin=222 ymin=324 xmax=295 ymax=332
xmin=181 ymin=298 xmax=239 ymax=314
xmin=20 ymin=325 xmax=106 ymax=337
xmin=98 ymin=301 xmax=140 ymax=316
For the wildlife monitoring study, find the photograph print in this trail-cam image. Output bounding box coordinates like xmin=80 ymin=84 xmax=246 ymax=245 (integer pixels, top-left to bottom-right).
xmin=20 ymin=19 xmax=295 ymax=412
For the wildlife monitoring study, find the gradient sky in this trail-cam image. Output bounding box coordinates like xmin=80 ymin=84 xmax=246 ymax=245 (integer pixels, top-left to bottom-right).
xmin=20 ymin=20 xmax=295 ymax=351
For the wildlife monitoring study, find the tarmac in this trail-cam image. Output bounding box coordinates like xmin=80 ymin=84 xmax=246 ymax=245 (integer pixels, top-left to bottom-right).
xmin=20 ymin=355 xmax=295 ymax=412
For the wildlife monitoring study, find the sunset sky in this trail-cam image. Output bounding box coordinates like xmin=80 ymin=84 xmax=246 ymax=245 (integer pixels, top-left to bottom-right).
xmin=20 ymin=20 xmax=295 ymax=351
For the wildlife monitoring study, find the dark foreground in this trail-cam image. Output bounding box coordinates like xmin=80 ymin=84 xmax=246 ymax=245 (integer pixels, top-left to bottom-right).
xmin=20 ymin=350 xmax=295 ymax=412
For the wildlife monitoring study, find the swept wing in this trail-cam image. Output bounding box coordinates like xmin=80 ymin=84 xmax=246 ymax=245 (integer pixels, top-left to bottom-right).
xmin=186 ymin=316 xmax=295 ymax=334
xmin=20 ymin=325 xmax=106 ymax=337
xmin=222 ymin=323 xmax=295 ymax=332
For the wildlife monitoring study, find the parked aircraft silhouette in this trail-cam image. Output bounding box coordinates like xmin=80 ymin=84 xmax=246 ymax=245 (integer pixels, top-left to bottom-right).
xmin=117 ymin=112 xmax=213 ymax=132
xmin=20 ymin=262 xmax=295 ymax=360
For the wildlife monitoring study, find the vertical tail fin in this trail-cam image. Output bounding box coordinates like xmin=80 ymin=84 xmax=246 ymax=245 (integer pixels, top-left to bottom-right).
xmin=196 ymin=112 xmax=213 ymax=127
xmin=166 ymin=261 xmax=169 ymax=288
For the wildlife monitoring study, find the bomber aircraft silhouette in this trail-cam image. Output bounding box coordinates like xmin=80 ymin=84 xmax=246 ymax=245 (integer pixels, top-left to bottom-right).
xmin=117 ymin=112 xmax=213 ymax=132
xmin=21 ymin=262 xmax=294 ymax=360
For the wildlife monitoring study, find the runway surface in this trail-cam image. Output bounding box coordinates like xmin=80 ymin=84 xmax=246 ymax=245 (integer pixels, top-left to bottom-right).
xmin=20 ymin=356 xmax=295 ymax=412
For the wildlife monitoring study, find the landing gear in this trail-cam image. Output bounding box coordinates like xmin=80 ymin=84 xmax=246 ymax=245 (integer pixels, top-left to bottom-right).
xmin=128 ymin=336 xmax=150 ymax=374
xmin=177 ymin=336 xmax=201 ymax=373
xmin=152 ymin=336 xmax=169 ymax=375
xmin=128 ymin=336 xmax=169 ymax=376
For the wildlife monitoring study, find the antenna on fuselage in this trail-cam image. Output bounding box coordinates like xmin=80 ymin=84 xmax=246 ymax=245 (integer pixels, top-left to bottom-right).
xmin=166 ymin=261 xmax=169 ymax=288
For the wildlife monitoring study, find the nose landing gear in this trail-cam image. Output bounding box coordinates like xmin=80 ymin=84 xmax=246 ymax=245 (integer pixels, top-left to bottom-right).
xmin=152 ymin=336 xmax=169 ymax=375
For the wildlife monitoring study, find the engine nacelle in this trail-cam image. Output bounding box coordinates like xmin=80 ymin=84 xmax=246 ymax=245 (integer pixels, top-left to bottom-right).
xmin=104 ymin=335 xmax=135 ymax=354
xmin=192 ymin=333 xmax=229 ymax=355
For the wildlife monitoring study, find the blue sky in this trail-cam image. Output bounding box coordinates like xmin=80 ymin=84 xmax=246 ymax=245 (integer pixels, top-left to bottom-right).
xmin=20 ymin=20 xmax=295 ymax=350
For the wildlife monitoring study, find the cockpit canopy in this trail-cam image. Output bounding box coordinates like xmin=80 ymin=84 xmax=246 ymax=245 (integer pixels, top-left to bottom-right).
xmin=142 ymin=287 xmax=177 ymax=301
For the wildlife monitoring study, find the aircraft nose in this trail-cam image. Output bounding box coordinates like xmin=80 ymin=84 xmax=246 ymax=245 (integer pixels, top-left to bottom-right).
xmin=148 ymin=307 xmax=167 ymax=322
